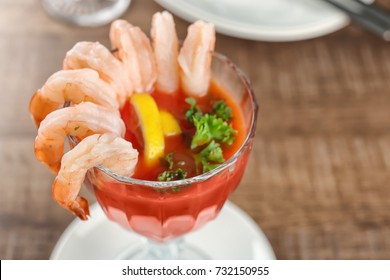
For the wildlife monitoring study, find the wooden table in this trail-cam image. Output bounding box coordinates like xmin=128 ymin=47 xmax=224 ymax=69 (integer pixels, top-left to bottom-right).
xmin=1 ymin=0 xmax=389 ymax=260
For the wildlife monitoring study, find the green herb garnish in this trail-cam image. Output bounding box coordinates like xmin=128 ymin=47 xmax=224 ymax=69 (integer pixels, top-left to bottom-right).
xmin=191 ymin=114 xmax=237 ymax=149
xmin=195 ymin=141 xmax=225 ymax=173
xmin=157 ymin=153 xmax=187 ymax=183
xmin=212 ymin=100 xmax=232 ymax=121
xmin=185 ymin=98 xmax=236 ymax=174
xmin=185 ymin=97 xmax=202 ymax=123
xmin=166 ymin=152 xmax=174 ymax=169
xmin=158 ymin=168 xmax=187 ymax=182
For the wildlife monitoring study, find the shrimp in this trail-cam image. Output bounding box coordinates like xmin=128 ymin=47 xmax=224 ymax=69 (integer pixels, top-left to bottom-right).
xmin=52 ymin=133 xmax=138 ymax=220
xmin=63 ymin=41 xmax=132 ymax=107
xmin=29 ymin=69 xmax=119 ymax=128
xmin=34 ymin=102 xmax=125 ymax=174
xmin=151 ymin=11 xmax=179 ymax=94
xmin=178 ymin=20 xmax=215 ymax=97
xmin=110 ymin=20 xmax=156 ymax=93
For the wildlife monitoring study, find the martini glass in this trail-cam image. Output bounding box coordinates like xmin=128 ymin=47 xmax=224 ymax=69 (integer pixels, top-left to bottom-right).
xmin=81 ymin=52 xmax=258 ymax=259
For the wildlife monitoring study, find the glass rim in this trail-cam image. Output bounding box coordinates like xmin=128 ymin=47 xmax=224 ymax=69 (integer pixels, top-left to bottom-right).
xmin=70 ymin=52 xmax=259 ymax=188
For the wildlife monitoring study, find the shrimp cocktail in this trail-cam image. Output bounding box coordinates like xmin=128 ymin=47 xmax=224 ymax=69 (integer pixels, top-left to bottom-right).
xmin=29 ymin=11 xmax=258 ymax=258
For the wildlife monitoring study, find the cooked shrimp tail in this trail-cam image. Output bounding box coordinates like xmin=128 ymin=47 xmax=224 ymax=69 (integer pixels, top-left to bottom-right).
xmin=53 ymin=178 xmax=90 ymax=220
xmin=52 ymin=133 xmax=138 ymax=220
xmin=63 ymin=41 xmax=131 ymax=107
xmin=34 ymin=102 xmax=125 ymax=174
xmin=178 ymin=21 xmax=215 ymax=97
xmin=110 ymin=20 xmax=157 ymax=93
xmin=29 ymin=69 xmax=119 ymax=127
xmin=151 ymin=11 xmax=179 ymax=94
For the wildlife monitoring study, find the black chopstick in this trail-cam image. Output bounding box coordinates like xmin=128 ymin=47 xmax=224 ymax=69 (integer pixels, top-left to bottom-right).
xmin=323 ymin=0 xmax=390 ymax=41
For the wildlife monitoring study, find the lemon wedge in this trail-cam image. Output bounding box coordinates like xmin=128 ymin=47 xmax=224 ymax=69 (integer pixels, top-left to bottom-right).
xmin=130 ymin=93 xmax=164 ymax=165
xmin=160 ymin=110 xmax=182 ymax=137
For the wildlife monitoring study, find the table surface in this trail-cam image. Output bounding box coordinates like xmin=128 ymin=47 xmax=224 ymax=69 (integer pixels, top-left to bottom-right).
xmin=1 ymin=0 xmax=390 ymax=260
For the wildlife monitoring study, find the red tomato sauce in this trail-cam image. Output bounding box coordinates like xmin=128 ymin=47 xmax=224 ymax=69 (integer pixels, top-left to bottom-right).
xmin=120 ymin=80 xmax=246 ymax=181
xmin=92 ymin=81 xmax=251 ymax=241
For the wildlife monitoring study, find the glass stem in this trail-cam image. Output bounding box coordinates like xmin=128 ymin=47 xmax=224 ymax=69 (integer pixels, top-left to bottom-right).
xmin=147 ymin=238 xmax=184 ymax=260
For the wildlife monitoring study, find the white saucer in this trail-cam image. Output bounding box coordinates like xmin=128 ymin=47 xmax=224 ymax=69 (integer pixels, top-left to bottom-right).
xmin=154 ymin=0 xmax=373 ymax=41
xmin=50 ymin=201 xmax=276 ymax=260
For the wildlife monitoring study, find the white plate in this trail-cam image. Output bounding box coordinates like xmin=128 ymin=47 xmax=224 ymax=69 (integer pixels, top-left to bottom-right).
xmin=154 ymin=0 xmax=372 ymax=41
xmin=50 ymin=201 xmax=276 ymax=260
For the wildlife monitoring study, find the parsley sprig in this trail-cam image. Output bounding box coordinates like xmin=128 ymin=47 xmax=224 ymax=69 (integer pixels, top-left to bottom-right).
xmin=191 ymin=114 xmax=236 ymax=149
xmin=195 ymin=141 xmax=225 ymax=173
xmin=158 ymin=168 xmax=187 ymax=182
xmin=157 ymin=153 xmax=187 ymax=182
xmin=185 ymin=98 xmax=202 ymax=124
xmin=212 ymin=100 xmax=232 ymax=121
xmin=185 ymin=98 xmax=237 ymax=173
